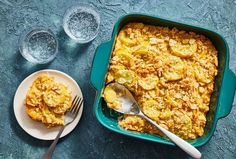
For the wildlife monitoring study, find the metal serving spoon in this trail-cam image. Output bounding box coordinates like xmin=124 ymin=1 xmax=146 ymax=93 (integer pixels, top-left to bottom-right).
xmin=106 ymin=83 xmax=201 ymax=159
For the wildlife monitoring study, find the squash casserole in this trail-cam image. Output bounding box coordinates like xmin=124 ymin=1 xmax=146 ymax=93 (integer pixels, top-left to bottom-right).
xmin=25 ymin=74 xmax=72 ymax=128
xmin=104 ymin=23 xmax=218 ymax=140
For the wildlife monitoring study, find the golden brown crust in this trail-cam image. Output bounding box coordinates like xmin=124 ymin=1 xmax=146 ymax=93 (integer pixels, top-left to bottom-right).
xmin=25 ymin=104 xmax=44 ymax=121
xmin=105 ymin=23 xmax=218 ymax=140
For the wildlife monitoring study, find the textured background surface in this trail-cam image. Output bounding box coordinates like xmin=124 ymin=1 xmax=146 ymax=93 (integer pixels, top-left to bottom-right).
xmin=0 ymin=0 xmax=236 ymax=159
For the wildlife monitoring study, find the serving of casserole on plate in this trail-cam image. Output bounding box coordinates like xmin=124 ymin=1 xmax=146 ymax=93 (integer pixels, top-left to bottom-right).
xmin=90 ymin=14 xmax=236 ymax=146
xmin=25 ymin=73 xmax=72 ymax=128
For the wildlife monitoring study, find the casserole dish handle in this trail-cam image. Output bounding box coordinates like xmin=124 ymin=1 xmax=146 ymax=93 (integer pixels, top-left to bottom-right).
xmin=90 ymin=41 xmax=112 ymax=90
xmin=217 ymin=69 xmax=236 ymax=119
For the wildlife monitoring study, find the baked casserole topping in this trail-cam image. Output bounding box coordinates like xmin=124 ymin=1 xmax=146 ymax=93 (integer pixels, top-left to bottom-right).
xmin=104 ymin=23 xmax=218 ymax=139
xmin=25 ymin=74 xmax=72 ymax=128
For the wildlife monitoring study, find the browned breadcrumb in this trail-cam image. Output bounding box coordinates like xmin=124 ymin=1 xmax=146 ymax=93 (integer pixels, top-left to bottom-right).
xmin=105 ymin=23 xmax=217 ymax=140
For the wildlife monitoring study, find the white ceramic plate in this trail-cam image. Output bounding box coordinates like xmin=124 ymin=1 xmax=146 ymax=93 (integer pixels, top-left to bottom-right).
xmin=13 ymin=69 xmax=83 ymax=140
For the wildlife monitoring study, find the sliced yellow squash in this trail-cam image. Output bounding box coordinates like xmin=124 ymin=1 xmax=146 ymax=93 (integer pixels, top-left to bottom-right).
xmin=115 ymin=70 xmax=135 ymax=84
xmin=106 ymin=73 xmax=114 ymax=83
xmin=133 ymin=49 xmax=149 ymax=56
xmin=104 ymin=86 xmax=117 ymax=103
xmin=163 ymin=71 xmax=182 ymax=81
xmin=194 ymin=66 xmax=212 ymax=83
xmin=110 ymin=65 xmax=126 ymax=72
xmin=163 ymin=56 xmax=185 ymax=81
xmin=115 ymin=49 xmax=132 ymax=64
xmin=43 ymin=84 xmax=70 ymax=108
xmin=142 ymin=102 xmax=160 ymax=121
xmin=119 ymin=30 xmax=137 ymax=46
xmin=143 ymin=99 xmax=164 ymax=110
xmin=138 ymin=76 xmax=158 ymax=90
xmin=132 ymin=42 xmax=149 ymax=56
xmin=169 ymin=39 xmax=197 ymax=58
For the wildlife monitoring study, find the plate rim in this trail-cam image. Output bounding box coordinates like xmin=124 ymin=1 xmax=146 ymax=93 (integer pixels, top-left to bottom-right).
xmin=13 ymin=69 xmax=83 ymax=140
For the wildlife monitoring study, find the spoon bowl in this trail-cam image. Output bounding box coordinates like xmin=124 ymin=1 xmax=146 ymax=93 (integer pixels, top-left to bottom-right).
xmin=106 ymin=83 xmax=140 ymax=115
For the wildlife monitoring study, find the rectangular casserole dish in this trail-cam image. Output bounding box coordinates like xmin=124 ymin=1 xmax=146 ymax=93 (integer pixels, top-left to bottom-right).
xmin=90 ymin=14 xmax=236 ymax=147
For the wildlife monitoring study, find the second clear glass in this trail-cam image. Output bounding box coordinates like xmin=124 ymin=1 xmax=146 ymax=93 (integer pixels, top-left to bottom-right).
xmin=63 ymin=4 xmax=100 ymax=43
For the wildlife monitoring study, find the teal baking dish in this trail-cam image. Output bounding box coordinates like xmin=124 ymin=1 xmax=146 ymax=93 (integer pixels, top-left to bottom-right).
xmin=90 ymin=14 xmax=236 ymax=147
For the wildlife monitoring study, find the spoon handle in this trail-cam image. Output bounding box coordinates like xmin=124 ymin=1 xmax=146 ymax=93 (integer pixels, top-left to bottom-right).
xmin=140 ymin=113 xmax=201 ymax=159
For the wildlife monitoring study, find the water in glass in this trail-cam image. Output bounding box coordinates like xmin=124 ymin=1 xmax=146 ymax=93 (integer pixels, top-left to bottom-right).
xmin=63 ymin=5 xmax=100 ymax=43
xmin=20 ymin=28 xmax=58 ymax=64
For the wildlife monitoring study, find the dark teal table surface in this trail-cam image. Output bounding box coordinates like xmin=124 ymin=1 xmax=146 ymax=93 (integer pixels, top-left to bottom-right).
xmin=0 ymin=0 xmax=236 ymax=159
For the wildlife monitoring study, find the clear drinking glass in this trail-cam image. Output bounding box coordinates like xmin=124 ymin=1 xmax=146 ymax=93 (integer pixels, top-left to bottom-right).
xmin=19 ymin=27 xmax=58 ymax=64
xmin=63 ymin=4 xmax=100 ymax=43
